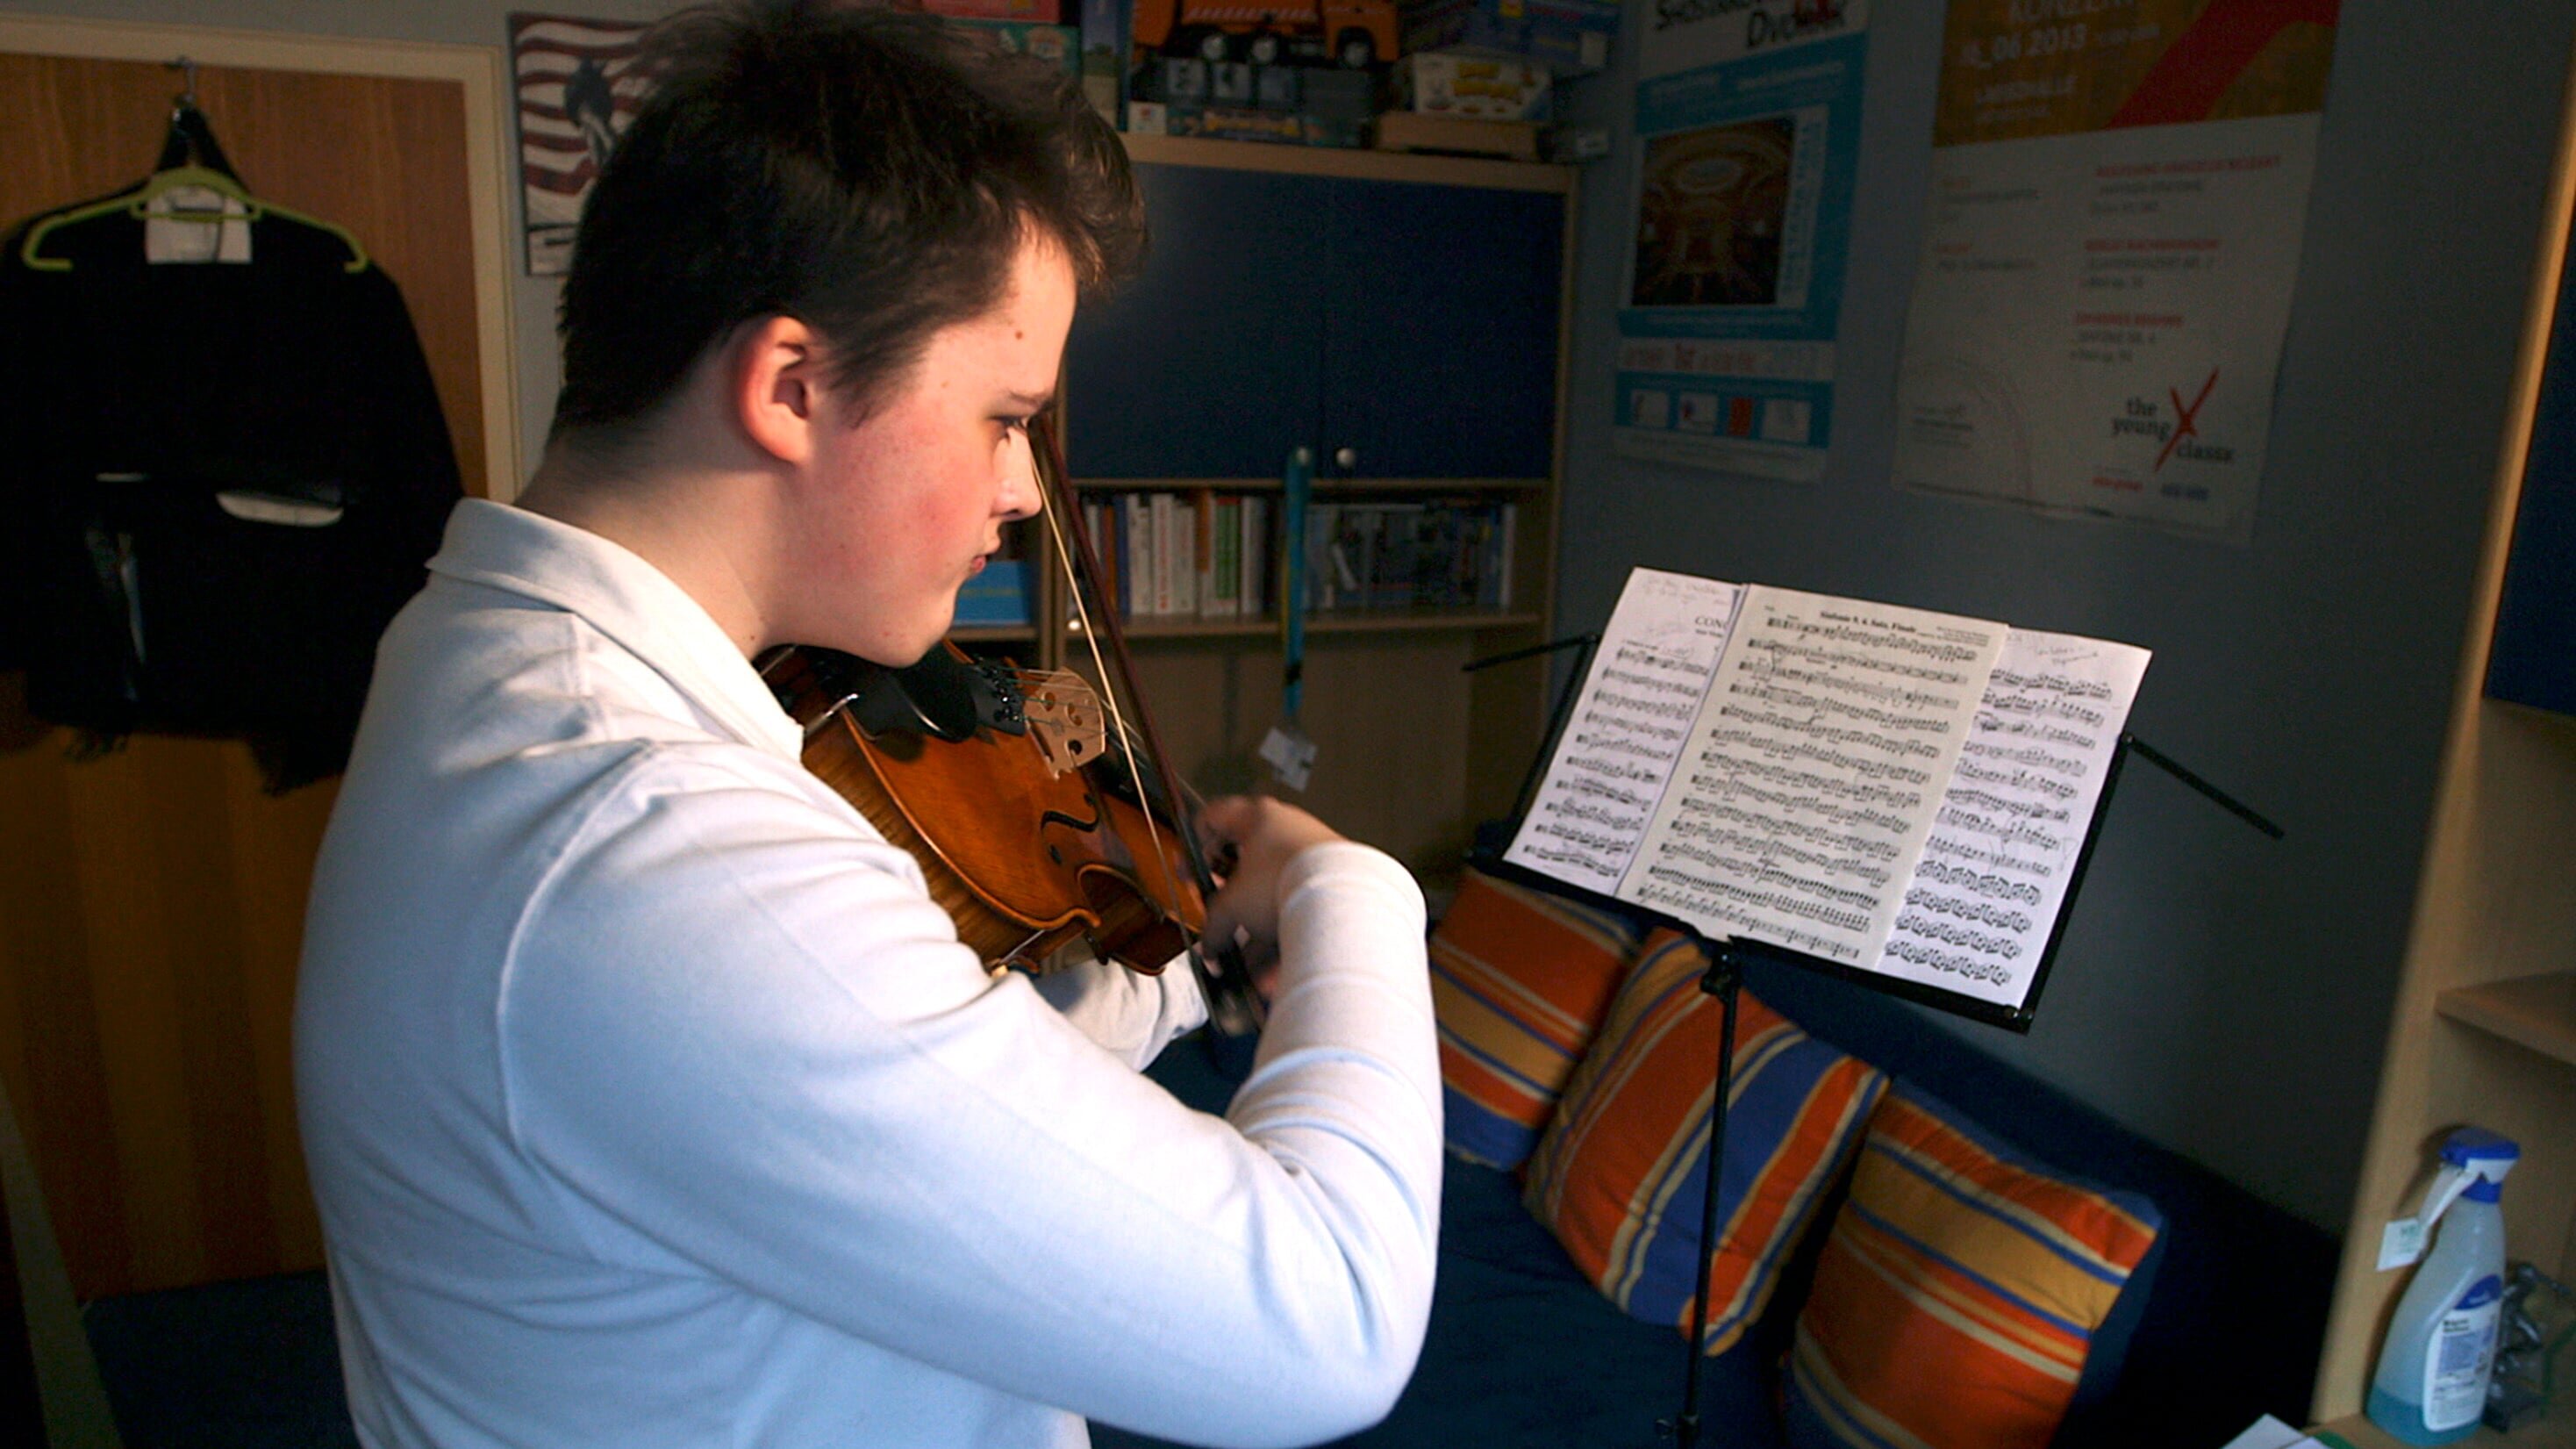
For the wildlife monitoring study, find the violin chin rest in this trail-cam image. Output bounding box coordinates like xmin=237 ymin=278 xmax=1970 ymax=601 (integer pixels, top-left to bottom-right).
xmin=848 ymin=648 xmax=1027 ymax=742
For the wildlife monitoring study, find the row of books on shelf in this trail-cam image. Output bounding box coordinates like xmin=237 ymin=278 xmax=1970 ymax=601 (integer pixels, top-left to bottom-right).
xmin=1080 ymin=491 xmax=1270 ymax=621
xmin=1306 ymin=497 xmax=1518 ymax=614
xmin=1064 ymin=491 xmax=1520 ymax=622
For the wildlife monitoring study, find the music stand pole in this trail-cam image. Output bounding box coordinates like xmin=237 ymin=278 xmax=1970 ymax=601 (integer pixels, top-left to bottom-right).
xmin=1664 ymin=934 xmax=1741 ymax=1449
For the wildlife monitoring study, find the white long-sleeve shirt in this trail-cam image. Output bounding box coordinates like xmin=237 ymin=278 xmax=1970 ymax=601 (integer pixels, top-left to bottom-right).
xmin=294 ymin=500 xmax=1440 ymax=1449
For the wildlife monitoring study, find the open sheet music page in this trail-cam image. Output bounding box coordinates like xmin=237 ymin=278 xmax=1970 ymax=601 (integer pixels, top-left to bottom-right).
xmin=1627 ymin=586 xmax=2006 ymax=965
xmin=1504 ymin=570 xmax=1745 ymax=894
xmin=1873 ymin=628 xmax=2150 ymax=1008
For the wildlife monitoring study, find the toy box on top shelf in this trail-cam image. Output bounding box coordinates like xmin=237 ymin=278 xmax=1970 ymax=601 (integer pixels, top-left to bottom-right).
xmin=1388 ymin=52 xmax=1551 ymax=122
xmin=948 ymin=18 xmax=1082 ymax=75
xmin=1127 ymin=50 xmax=1372 ymax=145
xmin=1400 ymin=0 xmax=1618 ymax=75
xmin=922 ymin=0 xmax=1063 ymax=20
xmin=1127 ymin=99 xmax=1370 ymax=147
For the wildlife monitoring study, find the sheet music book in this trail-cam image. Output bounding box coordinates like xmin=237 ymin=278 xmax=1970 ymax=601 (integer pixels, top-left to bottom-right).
xmin=1503 ymin=568 xmax=2150 ymax=1024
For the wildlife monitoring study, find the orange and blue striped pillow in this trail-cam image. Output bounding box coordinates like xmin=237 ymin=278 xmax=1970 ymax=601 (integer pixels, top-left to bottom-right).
xmin=1784 ymin=1086 xmax=2164 ymax=1449
xmin=1521 ymin=929 xmax=1887 ymax=1356
xmin=1428 ymin=868 xmax=1646 ymax=1168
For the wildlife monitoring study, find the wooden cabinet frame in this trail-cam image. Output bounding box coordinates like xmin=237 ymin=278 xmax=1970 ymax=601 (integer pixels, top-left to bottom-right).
xmin=2311 ymin=25 xmax=2576 ymax=1447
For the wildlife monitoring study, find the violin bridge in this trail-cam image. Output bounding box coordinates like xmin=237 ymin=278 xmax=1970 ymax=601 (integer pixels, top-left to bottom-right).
xmin=1019 ymin=670 xmax=1106 ymax=779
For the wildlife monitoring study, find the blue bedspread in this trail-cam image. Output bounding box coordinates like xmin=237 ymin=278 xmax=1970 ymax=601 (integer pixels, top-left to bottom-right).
xmin=1093 ymin=1034 xmax=1788 ymax=1449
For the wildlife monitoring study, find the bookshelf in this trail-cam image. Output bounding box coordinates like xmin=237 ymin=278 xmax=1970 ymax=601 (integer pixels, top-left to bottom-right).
xmin=1003 ymin=135 xmax=1578 ymax=883
xmin=1083 ymin=611 xmax=1549 ymax=642
xmin=2436 ymin=972 xmax=2576 ymax=1072
xmin=2310 ymin=34 xmax=2576 ymax=1429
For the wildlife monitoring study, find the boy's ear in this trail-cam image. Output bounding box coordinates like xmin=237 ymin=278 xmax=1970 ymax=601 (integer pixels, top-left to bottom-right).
xmin=734 ymin=314 xmax=822 ymax=466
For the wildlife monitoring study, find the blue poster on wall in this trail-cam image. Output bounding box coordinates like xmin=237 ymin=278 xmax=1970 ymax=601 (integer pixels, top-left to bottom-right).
xmin=1613 ymin=1 xmax=1868 ymax=481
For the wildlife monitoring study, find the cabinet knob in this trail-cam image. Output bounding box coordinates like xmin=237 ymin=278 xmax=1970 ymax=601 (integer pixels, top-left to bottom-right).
xmin=1333 ymin=446 xmax=1358 ymax=472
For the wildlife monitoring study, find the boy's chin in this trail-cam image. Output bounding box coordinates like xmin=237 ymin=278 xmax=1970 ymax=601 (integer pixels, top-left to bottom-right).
xmin=814 ymin=615 xmax=949 ymax=669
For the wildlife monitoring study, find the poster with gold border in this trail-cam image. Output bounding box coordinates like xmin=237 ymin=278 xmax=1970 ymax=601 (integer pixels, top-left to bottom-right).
xmin=1891 ymin=0 xmax=2340 ymax=542
xmin=1613 ymin=1 xmax=1871 ymax=481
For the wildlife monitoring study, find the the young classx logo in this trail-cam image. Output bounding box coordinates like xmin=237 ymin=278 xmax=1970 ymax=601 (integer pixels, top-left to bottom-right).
xmin=2154 ymin=367 xmax=2225 ymax=471
xmin=2112 ymin=367 xmax=2233 ymax=473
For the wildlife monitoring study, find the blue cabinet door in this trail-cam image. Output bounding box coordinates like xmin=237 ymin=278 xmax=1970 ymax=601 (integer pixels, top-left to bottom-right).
xmin=1320 ymin=178 xmax=1563 ymax=480
xmin=1063 ymin=164 xmax=1331 ymax=479
xmin=2489 ymin=233 xmax=2576 ymax=714
xmin=1063 ymin=160 xmax=1565 ymax=482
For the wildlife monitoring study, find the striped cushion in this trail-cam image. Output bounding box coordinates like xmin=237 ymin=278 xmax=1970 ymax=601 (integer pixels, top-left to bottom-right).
xmin=1784 ymin=1086 xmax=2165 ymax=1449
xmin=1429 ymin=867 xmax=1646 ymax=1168
xmin=1522 ymin=929 xmax=1887 ymax=1355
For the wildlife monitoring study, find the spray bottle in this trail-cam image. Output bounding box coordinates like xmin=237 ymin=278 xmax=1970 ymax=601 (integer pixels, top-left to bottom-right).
xmin=2368 ymin=1128 xmax=2521 ymax=1444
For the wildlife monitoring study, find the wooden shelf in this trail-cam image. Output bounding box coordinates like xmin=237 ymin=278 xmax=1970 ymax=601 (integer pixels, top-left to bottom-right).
xmin=1303 ymin=609 xmax=1542 ymax=635
xmin=2320 ymin=1410 xmax=2576 ymax=1449
xmin=1118 ymin=131 xmax=1574 ymax=193
xmin=1069 ymin=610 xmax=1543 ymax=641
xmin=2437 ymin=972 xmax=2576 ymax=1068
xmin=1072 ymin=477 xmax=1550 ymax=495
xmin=2317 ymin=32 xmax=2576 ymax=1424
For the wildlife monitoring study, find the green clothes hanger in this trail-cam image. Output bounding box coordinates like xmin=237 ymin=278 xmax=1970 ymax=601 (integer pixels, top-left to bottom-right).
xmin=18 ymin=88 xmax=369 ymax=275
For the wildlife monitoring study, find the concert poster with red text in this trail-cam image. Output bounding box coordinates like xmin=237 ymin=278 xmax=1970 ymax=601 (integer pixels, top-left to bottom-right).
xmin=1892 ymin=0 xmax=2339 ymax=542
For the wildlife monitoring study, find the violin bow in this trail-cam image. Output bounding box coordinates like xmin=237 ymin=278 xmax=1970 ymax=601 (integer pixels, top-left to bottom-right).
xmin=1029 ymin=412 xmax=1267 ymax=1036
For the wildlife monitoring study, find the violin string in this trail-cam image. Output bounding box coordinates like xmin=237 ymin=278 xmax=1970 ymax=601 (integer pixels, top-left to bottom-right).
xmin=1033 ymin=460 xmax=1194 ymax=931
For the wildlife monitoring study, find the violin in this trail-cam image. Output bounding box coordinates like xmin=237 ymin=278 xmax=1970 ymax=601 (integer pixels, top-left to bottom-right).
xmin=758 ymin=413 xmax=1264 ymax=1034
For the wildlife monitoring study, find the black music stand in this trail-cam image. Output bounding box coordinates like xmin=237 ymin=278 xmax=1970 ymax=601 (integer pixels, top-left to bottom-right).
xmin=1469 ymin=642 xmax=2279 ymax=1448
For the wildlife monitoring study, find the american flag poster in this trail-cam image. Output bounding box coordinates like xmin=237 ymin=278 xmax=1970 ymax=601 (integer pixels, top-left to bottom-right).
xmin=510 ymin=13 xmax=650 ymax=276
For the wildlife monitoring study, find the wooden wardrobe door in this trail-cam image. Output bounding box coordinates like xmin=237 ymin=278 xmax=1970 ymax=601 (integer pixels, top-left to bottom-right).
xmin=0 ymin=50 xmax=488 ymax=1298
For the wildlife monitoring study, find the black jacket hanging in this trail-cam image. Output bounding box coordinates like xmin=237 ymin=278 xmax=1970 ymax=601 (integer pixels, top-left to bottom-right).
xmin=0 ymin=135 xmax=462 ymax=789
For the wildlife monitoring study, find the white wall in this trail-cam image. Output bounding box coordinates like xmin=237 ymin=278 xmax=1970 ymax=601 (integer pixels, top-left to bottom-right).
xmin=0 ymin=0 xmax=684 ymax=474
xmin=1550 ymin=2 xmax=2576 ymax=1229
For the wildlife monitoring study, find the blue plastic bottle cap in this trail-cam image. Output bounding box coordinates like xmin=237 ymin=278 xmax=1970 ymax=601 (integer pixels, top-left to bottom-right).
xmin=2440 ymin=1128 xmax=2520 ymax=1166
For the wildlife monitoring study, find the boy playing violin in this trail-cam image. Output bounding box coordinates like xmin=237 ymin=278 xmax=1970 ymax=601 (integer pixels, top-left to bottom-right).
xmin=292 ymin=4 xmax=1441 ymax=1446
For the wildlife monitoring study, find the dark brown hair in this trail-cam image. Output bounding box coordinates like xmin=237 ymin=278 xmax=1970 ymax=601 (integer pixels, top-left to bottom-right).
xmin=548 ymin=0 xmax=1145 ymax=454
